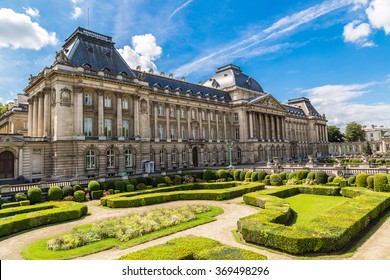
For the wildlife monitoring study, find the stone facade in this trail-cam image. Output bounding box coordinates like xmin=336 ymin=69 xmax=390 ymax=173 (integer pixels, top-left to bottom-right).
xmin=0 ymin=28 xmax=328 ymax=182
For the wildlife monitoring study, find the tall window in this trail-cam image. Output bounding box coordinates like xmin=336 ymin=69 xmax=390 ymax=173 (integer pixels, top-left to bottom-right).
xmin=234 ymin=113 xmax=239 ymax=122
xmin=192 ymin=127 xmax=197 ymax=139
xmin=218 ymin=129 xmax=223 ymax=140
xmin=171 ymin=150 xmax=177 ymax=163
xmin=212 ymin=150 xmax=217 ymax=162
xmin=124 ymin=149 xmax=133 ymax=167
xmin=202 ymin=127 xmax=207 ymax=139
xmin=191 ymin=109 xmax=196 ymax=120
xmin=84 ymin=93 xmax=92 ymax=105
xmin=235 ymin=128 xmax=240 ymax=140
xmin=181 ymin=108 xmax=186 ymax=118
xmin=85 ymin=150 xmax=96 ymax=169
xmin=122 ymin=98 xmax=128 ymax=110
xmin=210 ymin=128 xmax=215 ymax=141
xmin=170 ymin=107 xmax=175 ymax=117
xmin=201 ymin=111 xmax=206 ymax=120
xmin=106 ymin=149 xmax=115 ymax=168
xmin=150 ymin=149 xmax=155 ymax=162
xmin=104 ymin=95 xmax=111 ymax=107
xmin=158 ymin=105 xmax=164 ymax=116
xmin=237 ymin=148 xmax=242 ymax=159
xmin=159 ymin=124 xmax=164 ymax=139
xmin=122 ymin=120 xmax=129 ymax=137
xmin=160 ymin=150 xmax=166 ymax=164
xmin=210 ymin=112 xmax=214 ymax=121
xmin=181 ymin=127 xmax=187 ymax=140
xmin=84 ymin=118 xmax=93 ymax=136
xmin=182 ymin=150 xmax=187 ymax=162
xmin=104 ymin=119 xmax=112 ymax=137
xmin=218 ymin=114 xmax=222 ymax=122
xmin=170 ymin=127 xmax=175 ymax=139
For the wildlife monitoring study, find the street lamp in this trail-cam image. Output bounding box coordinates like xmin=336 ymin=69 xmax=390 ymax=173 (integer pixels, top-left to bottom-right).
xmin=123 ymin=144 xmax=127 ymax=176
xmin=266 ymin=144 xmax=271 ymax=164
xmin=226 ymin=141 xmax=234 ymax=169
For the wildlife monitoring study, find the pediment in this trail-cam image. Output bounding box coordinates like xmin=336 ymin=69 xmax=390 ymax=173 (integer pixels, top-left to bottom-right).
xmin=0 ymin=135 xmax=26 ymax=144
xmin=247 ymin=94 xmax=286 ymax=111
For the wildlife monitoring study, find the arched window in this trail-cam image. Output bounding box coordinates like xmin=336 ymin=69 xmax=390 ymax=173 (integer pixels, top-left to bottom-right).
xmin=106 ymin=149 xmax=116 ymax=168
xmin=236 ymin=148 xmax=242 ymax=159
xmin=85 ymin=150 xmax=96 ymax=169
xmin=122 ymin=98 xmax=128 ymax=110
xmin=212 ymin=149 xmax=217 ymax=162
xmin=125 ymin=149 xmax=133 ymax=167
xmin=150 ymin=149 xmax=155 ymax=162
xmin=84 ymin=93 xmax=92 ymax=105
xmin=170 ymin=107 xmax=175 ymax=117
xmin=171 ymin=149 xmax=177 ymax=164
xmin=158 ymin=105 xmax=164 ymax=116
xmin=104 ymin=95 xmax=111 ymax=107
xmin=182 ymin=149 xmax=187 ymax=162
xmin=160 ymin=150 xmax=166 ymax=164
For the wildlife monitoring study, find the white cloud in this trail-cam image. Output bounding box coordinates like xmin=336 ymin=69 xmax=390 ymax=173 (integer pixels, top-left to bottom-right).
xmin=351 ymin=0 xmax=369 ymax=10
xmin=118 ymin=34 xmax=162 ymax=72
xmin=71 ymin=7 xmax=83 ymax=20
xmin=23 ymin=7 xmax=40 ymax=18
xmin=366 ymin=0 xmax=390 ymax=34
xmin=169 ymin=0 xmax=194 ymax=19
xmin=343 ymin=20 xmax=374 ymax=47
xmin=0 ymin=8 xmax=58 ymax=50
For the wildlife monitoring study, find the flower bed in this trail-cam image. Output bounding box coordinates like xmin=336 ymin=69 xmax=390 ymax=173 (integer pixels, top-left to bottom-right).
xmin=238 ymin=186 xmax=390 ymax=255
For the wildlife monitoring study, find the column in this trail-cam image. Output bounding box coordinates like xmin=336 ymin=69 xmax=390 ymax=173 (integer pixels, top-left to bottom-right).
xmin=207 ymin=110 xmax=211 ymax=141
xmin=28 ymin=98 xmax=33 ymax=136
xmin=154 ymin=103 xmax=159 ymax=140
xmin=259 ymin=113 xmax=264 ymax=140
xmin=187 ymin=107 xmax=191 ymax=139
xmin=270 ymin=115 xmax=275 ymax=140
xmin=177 ymin=105 xmax=181 ymax=141
xmin=223 ymin=112 xmax=227 ymax=141
xmin=73 ymin=86 xmax=83 ymax=136
xmin=216 ymin=110 xmax=220 ymax=142
xmin=199 ymin=109 xmax=203 ymax=139
xmin=97 ymin=90 xmax=104 ymax=136
xmin=281 ymin=117 xmax=285 ymax=141
xmin=32 ymin=96 xmax=38 ymax=137
xmin=324 ymin=125 xmax=328 ymax=142
xmin=116 ymin=92 xmax=123 ymax=137
xmin=276 ymin=116 xmax=281 ymax=141
xmin=265 ymin=114 xmax=270 ymax=140
xmin=166 ymin=105 xmax=170 ymax=140
xmin=134 ymin=95 xmax=140 ymax=137
xmin=249 ymin=111 xmax=254 ymax=139
xmin=37 ymin=93 xmax=44 ymax=137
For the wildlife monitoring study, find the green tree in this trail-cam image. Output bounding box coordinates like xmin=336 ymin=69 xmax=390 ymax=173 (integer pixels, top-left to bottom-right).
xmin=327 ymin=125 xmax=344 ymax=142
xmin=362 ymin=141 xmax=373 ymax=155
xmin=345 ymin=122 xmax=365 ymax=142
xmin=0 ymin=103 xmax=8 ymax=115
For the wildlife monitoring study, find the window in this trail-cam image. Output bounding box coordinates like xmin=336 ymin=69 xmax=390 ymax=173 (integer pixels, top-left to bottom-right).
xmin=158 ymin=105 xmax=164 ymax=116
xmin=181 ymin=127 xmax=187 ymax=140
xmin=85 ymin=150 xmax=96 ymax=169
xmin=182 ymin=150 xmax=187 ymax=162
xmin=84 ymin=118 xmax=93 ymax=136
xmin=227 ymin=131 xmax=231 ymax=141
xmin=84 ymin=93 xmax=92 ymax=105
xmin=237 ymin=148 xmax=242 ymax=159
xmin=124 ymin=149 xmax=133 ymax=167
xmin=159 ymin=124 xmax=164 ymax=139
xmin=218 ymin=114 xmax=222 ymax=122
xmin=172 ymin=150 xmax=177 ymax=163
xmin=106 ymin=149 xmax=115 ymax=168
xmin=170 ymin=107 xmax=175 ymax=117
xmin=201 ymin=111 xmax=205 ymax=120
xmin=234 ymin=113 xmax=239 ymax=122
xmin=170 ymin=127 xmax=175 ymax=139
xmin=122 ymin=120 xmax=129 ymax=137
xmin=104 ymin=95 xmax=111 ymax=108
xmin=181 ymin=109 xmax=186 ymax=118
xmin=192 ymin=127 xmax=197 ymax=139
xmin=210 ymin=112 xmax=214 ymax=121
xmin=218 ymin=129 xmax=223 ymax=140
xmin=210 ymin=128 xmax=215 ymax=140
xmin=104 ymin=119 xmax=112 ymax=137
xmin=159 ymin=150 xmax=165 ymax=164
xmin=122 ymin=98 xmax=128 ymax=110
xmin=235 ymin=128 xmax=240 ymax=140
xmin=150 ymin=149 xmax=155 ymax=162
xmin=192 ymin=109 xmax=196 ymax=120
xmin=212 ymin=150 xmax=217 ymax=162
xmin=202 ymin=127 xmax=207 ymax=139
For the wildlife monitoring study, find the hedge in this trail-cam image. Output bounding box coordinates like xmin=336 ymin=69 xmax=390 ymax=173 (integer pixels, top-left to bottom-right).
xmin=270 ymin=174 xmax=283 ymax=186
xmin=315 ymin=171 xmax=328 ymax=185
xmin=15 ymin=192 xmax=28 ymax=202
xmin=356 ymin=173 xmax=369 ymax=188
xmin=203 ymin=170 xmax=216 ymax=181
xmin=118 ymin=236 xmax=267 ymax=260
xmin=0 ymin=202 xmax=88 ymax=237
xmin=217 ymin=170 xmax=227 ymax=180
xmin=367 ymin=176 xmax=374 ymax=189
xmin=239 ymin=186 xmax=390 ymax=255
xmin=374 ymin=174 xmax=388 ymax=192
xmin=91 ymin=190 xmax=103 ymax=200
xmin=1 ymin=202 xmax=21 ymax=209
xmin=347 ymin=176 xmax=356 ymax=186
xmin=114 ymin=181 xmax=125 ymax=192
xmin=257 ymin=171 xmax=267 ymax=181
xmin=250 ymin=172 xmax=258 ymax=182
xmin=105 ymin=182 xmax=265 ymax=208
xmin=297 ymin=170 xmax=309 ymax=180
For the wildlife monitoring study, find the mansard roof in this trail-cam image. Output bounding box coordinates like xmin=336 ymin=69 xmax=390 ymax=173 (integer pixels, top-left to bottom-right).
xmin=62 ymin=27 xmax=136 ymax=77
xmin=287 ymin=97 xmax=322 ymax=118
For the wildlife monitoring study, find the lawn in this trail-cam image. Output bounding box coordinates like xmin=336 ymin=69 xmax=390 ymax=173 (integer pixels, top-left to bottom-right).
xmin=285 ymin=194 xmax=349 ymax=225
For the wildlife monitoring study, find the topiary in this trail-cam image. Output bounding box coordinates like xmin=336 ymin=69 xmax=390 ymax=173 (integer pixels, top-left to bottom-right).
xmin=374 ymin=174 xmax=388 ymax=192
xmin=48 ymin=186 xmax=62 ymax=201
xmin=164 ymin=176 xmax=173 ymax=185
xmin=100 ymin=182 xmax=108 ymax=191
xmin=233 ymin=170 xmax=241 ymax=181
xmin=136 ymin=183 xmax=147 ymax=190
xmin=125 ymin=183 xmax=135 ymax=192
xmin=327 ymin=176 xmax=335 ymax=183
xmin=72 ymin=185 xmax=82 ymax=192
xmin=297 ymin=170 xmax=309 ymax=180
xmin=203 ymin=170 xmax=216 ymax=181
xmin=14 ymin=192 xmax=28 ymax=202
xmin=245 ymin=171 xmax=253 ymax=180
xmin=270 ymin=174 xmax=282 ymax=186
xmin=257 ymin=171 xmax=267 ymax=181
xmin=332 ymin=176 xmax=344 ymax=184
xmin=217 ymin=170 xmax=227 ymax=180
xmin=27 ymin=187 xmax=42 ymax=204
xmin=239 ymin=171 xmax=247 ymax=181
xmin=114 ymin=181 xmax=125 ymax=192
xmin=315 ymin=171 xmax=328 ymax=185
xmin=288 ymin=172 xmax=297 ymax=180
xmin=74 ymin=190 xmax=85 ymax=202
xmin=129 ymin=178 xmax=138 ymax=186
xmin=155 ymin=176 xmax=165 ymax=185
xmin=250 ymin=172 xmax=258 ymax=182
xmin=146 ymin=177 xmax=155 ymax=187
xmin=347 ymin=176 xmax=356 ymax=186
xmin=88 ymin=180 xmax=100 ymax=192
xmin=367 ymin=176 xmax=374 ymax=189
xmin=278 ymin=172 xmax=287 ymax=181
xmin=307 ymin=172 xmax=315 ymax=180
xmin=62 ymin=186 xmax=74 ymax=197
xmin=136 ymin=177 xmax=148 ymax=185
xmin=355 ymin=173 xmax=368 ymax=188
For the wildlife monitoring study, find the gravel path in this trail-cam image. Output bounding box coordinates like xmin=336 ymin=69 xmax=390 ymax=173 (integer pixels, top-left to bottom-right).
xmin=0 ymin=197 xmax=389 ymax=260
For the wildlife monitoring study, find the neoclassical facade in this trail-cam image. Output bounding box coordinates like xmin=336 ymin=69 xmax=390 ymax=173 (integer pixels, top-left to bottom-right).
xmin=0 ymin=27 xmax=328 ymax=181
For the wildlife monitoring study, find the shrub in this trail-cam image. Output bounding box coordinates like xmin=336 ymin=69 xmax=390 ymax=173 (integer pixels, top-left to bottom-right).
xmin=72 ymin=185 xmax=82 ymax=192
xmin=48 ymin=186 xmax=62 ymax=201
xmin=1 ymin=202 xmax=21 ymax=209
xmin=297 ymin=170 xmax=309 ymax=180
xmin=356 ymin=173 xmax=369 ymax=188
xmin=278 ymin=172 xmax=287 ymax=181
xmin=62 ymin=186 xmax=74 ymax=197
xmin=136 ymin=177 xmax=148 ymax=185
xmin=62 ymin=196 xmax=75 ymax=201
xmin=125 ymin=183 xmax=135 ymax=192
xmin=100 ymin=182 xmax=108 ymax=191
xmin=164 ymin=176 xmax=173 ymax=185
xmin=173 ymin=175 xmax=182 ymax=185
xmin=288 ymin=172 xmax=297 ymax=180
xmin=20 ymin=200 xmax=30 ymax=206
xmin=108 ymin=189 xmax=114 ymax=195
xmin=328 ymin=176 xmax=335 ymax=183
xmin=347 ymin=176 xmax=356 ymax=186
xmin=106 ymin=180 xmax=115 ymax=190
xmin=374 ymin=174 xmax=388 ymax=192
xmin=307 ymin=172 xmax=315 ymax=180
xmin=270 ymin=174 xmax=283 ymax=186
xmin=369 ymin=158 xmax=376 ymax=164
xmin=136 ymin=183 xmax=147 ymax=190
xmin=367 ymin=176 xmax=374 ymax=189
xmin=257 ymin=171 xmax=267 ymax=181
xmin=74 ymin=190 xmax=85 ymax=202
xmin=264 ymin=179 xmax=271 ymax=185
xmin=15 ymin=192 xmax=28 ymax=202
xmin=114 ymin=181 xmax=125 ymax=192
xmin=315 ymin=171 xmax=328 ymax=185
xmin=91 ymin=190 xmax=104 ymax=200
xmin=245 ymin=171 xmax=253 ymax=181
xmin=146 ymin=177 xmax=155 ymax=187
xmin=0 ymin=195 xmax=3 ymax=207
xmin=333 ymin=176 xmax=344 ymax=184
xmin=251 ymin=172 xmax=258 ymax=182
xmin=233 ymin=170 xmax=241 ymax=181
xmin=239 ymin=171 xmax=247 ymax=181
xmin=217 ymin=170 xmax=227 ymax=180
xmin=27 ymin=187 xmax=42 ymax=204
xmin=88 ymin=180 xmax=100 ymax=192
xmin=155 ymin=176 xmax=165 ymax=185
xmin=129 ymin=178 xmax=138 ymax=186
xmin=203 ymin=170 xmax=216 ymax=181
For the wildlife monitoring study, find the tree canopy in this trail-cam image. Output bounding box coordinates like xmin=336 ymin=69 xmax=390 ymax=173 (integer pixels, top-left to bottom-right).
xmin=0 ymin=103 xmax=9 ymax=115
xmin=345 ymin=122 xmax=366 ymax=142
xmin=327 ymin=125 xmax=344 ymax=142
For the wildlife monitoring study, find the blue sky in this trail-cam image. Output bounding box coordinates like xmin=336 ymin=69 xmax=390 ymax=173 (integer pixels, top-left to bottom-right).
xmin=1 ymin=0 xmax=390 ymax=130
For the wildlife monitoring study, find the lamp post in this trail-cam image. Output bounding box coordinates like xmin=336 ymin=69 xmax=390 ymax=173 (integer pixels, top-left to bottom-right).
xmin=122 ymin=144 xmax=127 ymax=177
xmin=226 ymin=141 xmax=234 ymax=169
xmin=266 ymin=144 xmax=271 ymax=164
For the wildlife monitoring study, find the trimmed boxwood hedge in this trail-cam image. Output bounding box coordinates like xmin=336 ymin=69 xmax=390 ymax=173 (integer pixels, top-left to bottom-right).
xmin=105 ymin=182 xmax=265 ymax=208
xmin=238 ymin=186 xmax=390 ymax=255
xmin=118 ymin=236 xmax=267 ymax=260
xmin=0 ymin=202 xmax=88 ymax=237
xmin=91 ymin=190 xmax=103 ymax=200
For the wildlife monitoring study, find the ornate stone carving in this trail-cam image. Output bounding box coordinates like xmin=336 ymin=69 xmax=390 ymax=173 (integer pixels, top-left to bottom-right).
xmin=51 ymin=88 xmax=56 ymax=105
xmin=60 ymin=87 xmax=72 ymax=106
xmin=54 ymin=50 xmax=71 ymax=65
xmin=140 ymin=99 xmax=148 ymax=115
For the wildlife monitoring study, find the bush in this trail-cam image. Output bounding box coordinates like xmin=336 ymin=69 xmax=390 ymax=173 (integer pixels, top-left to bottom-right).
xmin=48 ymin=186 xmax=62 ymax=201
xmin=278 ymin=172 xmax=287 ymax=181
xmin=356 ymin=173 xmax=369 ymax=188
xmin=367 ymin=176 xmax=374 ymax=189
xmin=108 ymin=189 xmax=114 ymax=195
xmin=136 ymin=177 xmax=148 ymax=185
xmin=239 ymin=171 xmax=247 ymax=181
xmin=245 ymin=171 xmax=253 ymax=181
xmin=250 ymin=172 xmax=258 ymax=182
xmin=15 ymin=192 xmax=28 ymax=202
xmin=288 ymin=172 xmax=297 ymax=180
xmin=374 ymin=174 xmax=388 ymax=192
xmin=369 ymin=158 xmax=376 ymax=164
xmin=217 ymin=170 xmax=227 ymax=180
xmin=155 ymin=176 xmax=164 ymax=185
xmin=202 ymin=170 xmax=215 ymax=181
xmin=125 ymin=183 xmax=135 ymax=192
xmin=129 ymin=178 xmax=138 ymax=186
xmin=146 ymin=177 xmax=155 ymax=187
xmin=347 ymin=176 xmax=356 ymax=186
xmin=257 ymin=171 xmax=267 ymax=181
xmin=74 ymin=190 xmax=85 ymax=202
xmin=62 ymin=186 xmax=74 ymax=197
xmin=1 ymin=202 xmax=21 ymax=209
xmin=270 ymin=174 xmax=283 ymax=186
xmin=91 ymin=190 xmax=104 ymax=200
xmin=27 ymin=187 xmax=42 ymax=204
xmin=157 ymin=183 xmax=167 ymax=188
xmin=20 ymin=200 xmax=30 ymax=206
xmin=333 ymin=176 xmax=344 ymax=184
xmin=233 ymin=170 xmax=241 ymax=181
xmin=328 ymin=176 xmax=335 ymax=183
xmin=164 ymin=176 xmax=173 ymax=185
xmin=114 ymin=181 xmax=125 ymax=192
xmin=307 ymin=172 xmax=315 ymax=180
xmin=315 ymin=171 xmax=328 ymax=185
xmin=88 ymin=180 xmax=100 ymax=192
xmin=72 ymin=185 xmax=82 ymax=192
xmin=136 ymin=183 xmax=147 ymax=190
xmin=106 ymin=180 xmax=115 ymax=190
xmin=297 ymin=170 xmax=309 ymax=180
xmin=100 ymin=182 xmax=108 ymax=191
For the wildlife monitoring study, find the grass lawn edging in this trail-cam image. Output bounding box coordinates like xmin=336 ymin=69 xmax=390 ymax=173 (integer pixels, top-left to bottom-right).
xmin=238 ymin=186 xmax=390 ymax=255
xmin=0 ymin=202 xmax=88 ymax=238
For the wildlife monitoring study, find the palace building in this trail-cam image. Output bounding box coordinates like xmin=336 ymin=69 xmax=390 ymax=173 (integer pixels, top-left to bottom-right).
xmin=0 ymin=27 xmax=328 ymax=182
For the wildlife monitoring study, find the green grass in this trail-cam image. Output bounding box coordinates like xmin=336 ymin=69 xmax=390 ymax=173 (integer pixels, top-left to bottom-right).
xmin=21 ymin=206 xmax=223 ymax=260
xmin=285 ymin=194 xmax=349 ymax=225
